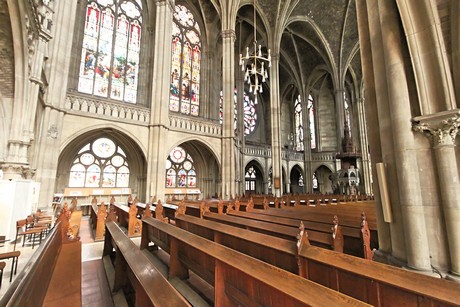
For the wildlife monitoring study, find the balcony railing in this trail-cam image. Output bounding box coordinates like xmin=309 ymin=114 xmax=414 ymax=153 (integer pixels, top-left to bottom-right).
xmin=65 ymin=94 xmax=150 ymax=124
xmin=168 ymin=115 xmax=221 ymax=137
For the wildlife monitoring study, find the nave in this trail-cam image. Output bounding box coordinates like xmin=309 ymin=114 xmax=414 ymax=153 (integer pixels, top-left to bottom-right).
xmin=1 ymin=196 xmax=458 ymax=306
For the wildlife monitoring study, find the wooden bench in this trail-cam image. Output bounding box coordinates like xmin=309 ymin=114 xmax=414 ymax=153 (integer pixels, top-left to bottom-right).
xmin=103 ymin=220 xmax=191 ymax=306
xmin=140 ymin=216 xmax=369 ymax=306
xmin=175 ymin=213 xmax=299 ymax=274
xmin=203 ymin=211 xmax=334 ymax=248
xmin=297 ymin=230 xmax=460 ymax=306
xmin=112 ymin=203 xmax=142 ymax=237
xmin=0 ymin=215 xmax=81 ymax=306
xmin=90 ymin=203 xmax=107 ymax=240
xmin=226 ymin=209 xmax=366 ymax=255
xmin=249 ymin=207 xmax=377 ymax=259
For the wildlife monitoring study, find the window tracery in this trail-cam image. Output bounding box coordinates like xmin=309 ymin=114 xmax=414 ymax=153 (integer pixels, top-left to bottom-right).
xmin=69 ymin=137 xmax=130 ymax=188
xmin=78 ymin=0 xmax=142 ymax=103
xmin=170 ymin=5 xmax=201 ymax=116
xmin=166 ymin=146 xmax=197 ymax=188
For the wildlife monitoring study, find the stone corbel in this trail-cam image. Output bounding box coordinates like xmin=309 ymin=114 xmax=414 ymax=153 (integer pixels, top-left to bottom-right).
xmin=412 ymin=110 xmax=460 ymax=146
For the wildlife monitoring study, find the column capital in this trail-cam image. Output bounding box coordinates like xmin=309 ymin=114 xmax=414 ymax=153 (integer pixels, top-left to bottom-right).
xmin=220 ymin=29 xmax=236 ymax=40
xmin=412 ymin=110 xmax=460 ymax=146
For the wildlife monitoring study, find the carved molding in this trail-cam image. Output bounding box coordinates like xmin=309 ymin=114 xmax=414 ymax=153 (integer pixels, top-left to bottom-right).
xmin=0 ymin=164 xmax=36 ymax=179
xmin=221 ymin=29 xmax=236 ymax=40
xmin=412 ymin=110 xmax=460 ymax=146
xmin=47 ymin=124 xmax=58 ymax=139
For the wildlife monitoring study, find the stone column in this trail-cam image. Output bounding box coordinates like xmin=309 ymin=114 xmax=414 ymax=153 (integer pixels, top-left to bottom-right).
xmin=146 ymin=0 xmax=174 ymax=202
xmin=377 ymin=0 xmax=431 ymax=271
xmin=357 ymin=97 xmax=372 ymax=194
xmin=355 ymin=0 xmax=396 ymax=259
xmin=3 ymin=0 xmax=54 ymax=179
xmin=334 ymin=88 xmax=345 ymax=148
xmin=270 ymin=54 xmax=282 ymax=196
xmin=34 ymin=0 xmax=76 ymax=206
xmin=221 ymin=29 xmax=237 ymax=198
xmin=413 ymin=111 xmax=460 ymax=277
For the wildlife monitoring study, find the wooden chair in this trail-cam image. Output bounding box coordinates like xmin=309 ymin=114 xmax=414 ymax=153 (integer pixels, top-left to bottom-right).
xmin=0 ymin=251 xmax=20 ymax=282
xmin=0 ymin=261 xmax=5 ymax=288
xmin=14 ymin=219 xmax=46 ymax=250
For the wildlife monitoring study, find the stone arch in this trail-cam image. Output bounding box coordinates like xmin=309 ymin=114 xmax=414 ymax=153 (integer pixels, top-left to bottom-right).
xmin=56 ymin=128 xmax=147 ymax=199
xmin=289 ymin=164 xmax=305 ymax=194
xmin=313 ymin=164 xmax=334 ymax=194
xmin=244 ymin=160 xmax=265 ymax=195
xmin=165 ymin=139 xmax=221 ymax=198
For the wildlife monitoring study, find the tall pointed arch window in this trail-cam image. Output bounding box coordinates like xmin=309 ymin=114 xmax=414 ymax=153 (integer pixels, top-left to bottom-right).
xmin=78 ymin=0 xmax=142 ymax=103
xmin=245 ymin=166 xmax=257 ymax=191
xmin=170 ymin=5 xmax=201 ymax=116
xmin=69 ymin=138 xmax=130 ymax=188
xmin=219 ymin=89 xmax=257 ymax=135
xmin=166 ymin=147 xmax=197 ymax=188
xmin=344 ymin=91 xmax=351 ymax=136
xmin=294 ymin=95 xmax=304 ymax=151
xmin=308 ymin=94 xmax=316 ymax=149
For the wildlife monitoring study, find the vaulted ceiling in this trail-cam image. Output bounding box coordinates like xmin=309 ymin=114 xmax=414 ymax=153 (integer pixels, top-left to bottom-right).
xmin=179 ymin=0 xmax=362 ymax=96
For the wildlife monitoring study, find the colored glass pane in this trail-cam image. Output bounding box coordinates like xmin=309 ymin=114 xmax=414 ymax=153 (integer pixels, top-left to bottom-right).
xmin=295 ymin=95 xmax=304 ymax=151
xmin=170 ymin=5 xmax=201 ymax=116
xmin=165 ymin=146 xmax=196 ymax=188
xmin=78 ymin=0 xmax=141 ymax=103
xmin=308 ymin=94 xmax=316 ymax=149
xmin=68 ymin=137 xmax=130 ymax=188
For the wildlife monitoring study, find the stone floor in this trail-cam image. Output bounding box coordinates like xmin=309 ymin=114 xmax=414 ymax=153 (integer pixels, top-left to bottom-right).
xmin=0 ymin=214 xmax=116 ymax=306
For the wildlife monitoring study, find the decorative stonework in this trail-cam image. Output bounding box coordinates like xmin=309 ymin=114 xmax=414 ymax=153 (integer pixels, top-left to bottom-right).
xmin=47 ymin=124 xmax=58 ymax=139
xmin=412 ymin=110 xmax=460 ymax=146
xmin=1 ymin=163 xmax=36 ymax=180
xmin=221 ymin=29 xmax=236 ymax=40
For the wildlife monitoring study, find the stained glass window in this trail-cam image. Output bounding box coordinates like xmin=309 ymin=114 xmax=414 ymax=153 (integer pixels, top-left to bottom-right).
xmin=166 ymin=146 xmax=196 ymax=188
xmin=344 ymin=91 xmax=351 ymax=136
xmin=78 ymin=0 xmax=142 ymax=103
xmin=308 ymin=94 xmax=316 ymax=149
xmin=245 ymin=166 xmax=256 ymax=191
xmin=243 ymin=92 xmax=257 ymax=135
xmin=294 ymin=95 xmax=304 ymax=151
xmin=68 ymin=137 xmax=130 ymax=188
xmin=170 ymin=5 xmax=201 ymax=116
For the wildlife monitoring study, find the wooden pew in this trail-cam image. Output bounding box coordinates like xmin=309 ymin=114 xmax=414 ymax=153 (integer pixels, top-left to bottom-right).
xmin=103 ymin=220 xmax=191 ymax=306
xmin=175 ymin=213 xmax=299 ymax=274
xmin=249 ymin=207 xmax=376 ymax=259
xmin=296 ymin=230 xmax=460 ymax=306
xmin=90 ymin=202 xmax=107 ymax=241
xmin=203 ymin=211 xmax=334 ymax=248
xmin=140 ymin=216 xmax=369 ymax=307
xmin=0 ymin=214 xmax=81 ymax=306
xmin=226 ymin=210 xmax=354 ymax=254
xmin=112 ymin=202 xmax=142 ymax=237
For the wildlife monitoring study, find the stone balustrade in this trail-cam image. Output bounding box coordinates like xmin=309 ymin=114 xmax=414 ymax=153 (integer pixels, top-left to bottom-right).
xmin=168 ymin=115 xmax=221 ymax=137
xmin=311 ymin=152 xmax=336 ymax=162
xmin=65 ymin=94 xmax=150 ymax=124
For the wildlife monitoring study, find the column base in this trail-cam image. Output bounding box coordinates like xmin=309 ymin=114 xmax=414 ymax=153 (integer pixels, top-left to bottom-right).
xmin=445 ymin=272 xmax=460 ymax=283
xmin=403 ymin=266 xmax=442 ymax=278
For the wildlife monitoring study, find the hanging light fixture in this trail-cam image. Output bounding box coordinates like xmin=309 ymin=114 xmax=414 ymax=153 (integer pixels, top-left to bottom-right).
xmin=239 ymin=0 xmax=271 ymax=95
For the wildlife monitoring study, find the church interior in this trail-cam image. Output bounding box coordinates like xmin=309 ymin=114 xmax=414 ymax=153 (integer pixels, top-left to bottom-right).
xmin=0 ymin=0 xmax=459 ymax=305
